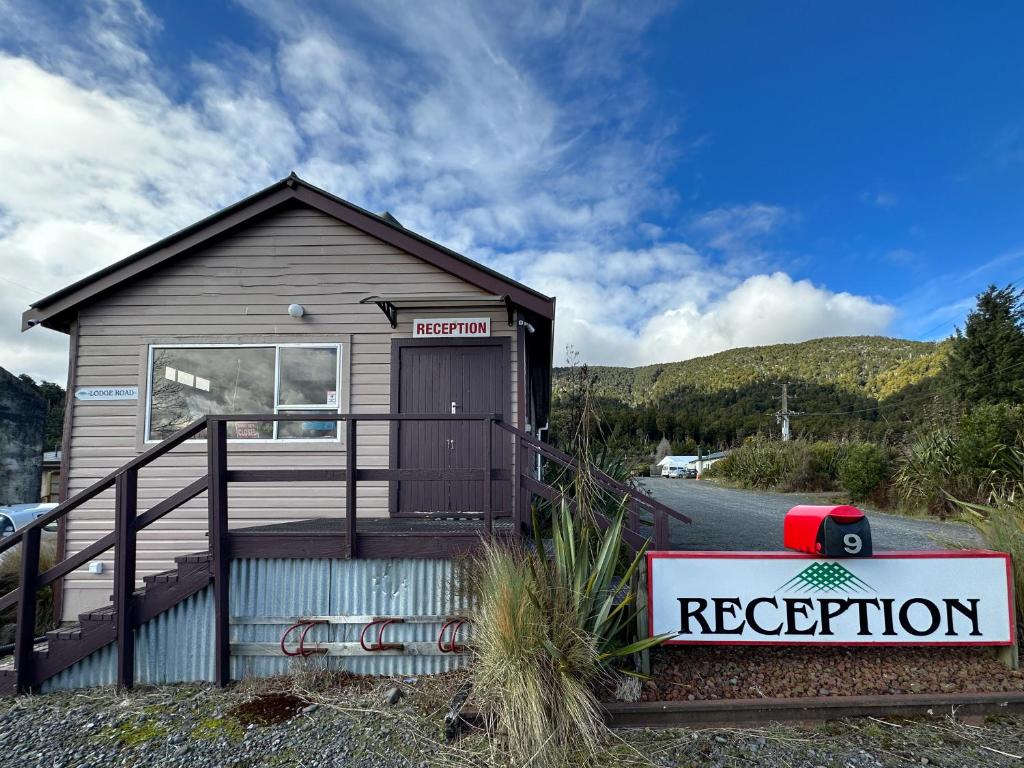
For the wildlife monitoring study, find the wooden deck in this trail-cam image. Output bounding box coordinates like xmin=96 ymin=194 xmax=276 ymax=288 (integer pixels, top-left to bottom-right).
xmin=229 ymin=516 xmax=515 ymax=560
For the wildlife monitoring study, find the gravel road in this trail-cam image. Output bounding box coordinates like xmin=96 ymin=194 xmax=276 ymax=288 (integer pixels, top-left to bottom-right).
xmin=3 ymin=675 xmax=1024 ymax=768
xmin=636 ymin=477 xmax=983 ymax=551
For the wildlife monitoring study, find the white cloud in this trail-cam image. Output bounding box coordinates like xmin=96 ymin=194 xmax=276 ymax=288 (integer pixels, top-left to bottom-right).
xmin=691 ymin=203 xmax=789 ymax=254
xmin=0 ymin=0 xmax=895 ymax=385
xmin=552 ymin=272 xmax=897 ymax=368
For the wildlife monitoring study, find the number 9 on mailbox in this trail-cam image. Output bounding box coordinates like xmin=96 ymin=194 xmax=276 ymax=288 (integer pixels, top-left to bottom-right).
xmin=783 ymin=505 xmax=873 ymax=558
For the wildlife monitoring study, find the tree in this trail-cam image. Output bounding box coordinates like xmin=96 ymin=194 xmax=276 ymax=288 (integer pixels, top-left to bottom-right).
xmin=19 ymin=375 xmax=66 ymax=451
xmin=946 ymin=284 xmax=1024 ymax=406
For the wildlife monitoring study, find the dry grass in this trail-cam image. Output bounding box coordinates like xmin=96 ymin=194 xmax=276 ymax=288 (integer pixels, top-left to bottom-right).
xmin=0 ymin=538 xmax=59 ymax=643
xmin=471 ymin=541 xmax=606 ymax=768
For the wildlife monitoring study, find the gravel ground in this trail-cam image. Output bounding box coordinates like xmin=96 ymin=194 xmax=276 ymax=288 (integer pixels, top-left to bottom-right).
xmin=638 ymin=477 xmax=983 ymax=551
xmin=643 ymin=646 xmax=1024 ymax=701
xmin=2 ymin=672 xmax=1024 ymax=767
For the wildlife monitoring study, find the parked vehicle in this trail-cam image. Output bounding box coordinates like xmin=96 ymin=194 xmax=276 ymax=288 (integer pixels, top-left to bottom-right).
xmin=0 ymin=503 xmax=58 ymax=538
xmin=667 ymin=467 xmax=686 ymax=479
xmin=684 ymin=468 xmax=698 ymax=479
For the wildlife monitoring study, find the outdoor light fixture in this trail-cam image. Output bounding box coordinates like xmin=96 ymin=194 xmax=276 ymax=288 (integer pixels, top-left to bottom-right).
xmin=287 ymin=303 xmax=305 ymax=318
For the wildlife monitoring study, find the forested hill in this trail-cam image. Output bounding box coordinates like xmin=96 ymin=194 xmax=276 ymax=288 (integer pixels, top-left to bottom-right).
xmin=551 ymin=336 xmax=951 ymax=449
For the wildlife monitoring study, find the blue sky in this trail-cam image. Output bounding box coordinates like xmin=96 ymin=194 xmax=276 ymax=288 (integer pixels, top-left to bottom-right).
xmin=0 ymin=0 xmax=1022 ymax=381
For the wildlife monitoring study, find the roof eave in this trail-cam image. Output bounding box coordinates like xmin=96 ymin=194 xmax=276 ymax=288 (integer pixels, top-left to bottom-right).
xmin=22 ymin=174 xmax=555 ymax=334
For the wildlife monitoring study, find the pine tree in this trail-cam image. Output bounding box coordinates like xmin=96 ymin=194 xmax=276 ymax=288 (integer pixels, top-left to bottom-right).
xmin=946 ymin=284 xmax=1024 ymax=405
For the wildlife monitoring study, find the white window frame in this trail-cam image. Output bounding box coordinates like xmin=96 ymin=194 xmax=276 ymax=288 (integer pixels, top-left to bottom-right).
xmin=144 ymin=342 xmax=343 ymax=443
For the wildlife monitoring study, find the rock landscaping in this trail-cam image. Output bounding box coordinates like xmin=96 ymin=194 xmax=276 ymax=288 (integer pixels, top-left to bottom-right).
xmin=0 ymin=668 xmax=1023 ymax=767
xmin=643 ymin=646 xmax=1024 ymax=701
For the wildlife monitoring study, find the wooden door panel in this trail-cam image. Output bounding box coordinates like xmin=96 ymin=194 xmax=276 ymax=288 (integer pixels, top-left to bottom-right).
xmin=394 ymin=341 xmax=510 ymax=517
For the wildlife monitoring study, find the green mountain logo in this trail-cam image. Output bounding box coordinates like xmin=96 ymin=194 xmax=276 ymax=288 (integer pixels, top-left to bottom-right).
xmin=776 ymin=562 xmax=874 ymax=594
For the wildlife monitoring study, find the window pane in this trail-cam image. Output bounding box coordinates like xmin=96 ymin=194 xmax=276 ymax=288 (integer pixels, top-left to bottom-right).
xmin=149 ymin=347 xmax=275 ymax=440
xmin=277 ymin=419 xmax=338 ymax=439
xmin=279 ymin=347 xmax=339 ymax=407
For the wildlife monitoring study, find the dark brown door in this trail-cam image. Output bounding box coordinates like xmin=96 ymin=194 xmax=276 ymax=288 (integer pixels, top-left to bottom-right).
xmin=392 ymin=341 xmax=508 ymax=516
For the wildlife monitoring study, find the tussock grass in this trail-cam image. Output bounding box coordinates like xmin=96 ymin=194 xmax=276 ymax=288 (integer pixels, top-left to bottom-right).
xmin=471 ymin=540 xmax=604 ymax=767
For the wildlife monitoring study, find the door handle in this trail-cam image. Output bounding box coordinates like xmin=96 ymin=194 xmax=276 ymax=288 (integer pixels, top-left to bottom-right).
xmin=450 ymin=401 xmax=459 ymax=414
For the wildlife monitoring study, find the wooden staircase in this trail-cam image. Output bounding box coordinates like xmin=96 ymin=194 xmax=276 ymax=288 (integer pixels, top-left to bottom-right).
xmin=0 ymin=553 xmax=212 ymax=695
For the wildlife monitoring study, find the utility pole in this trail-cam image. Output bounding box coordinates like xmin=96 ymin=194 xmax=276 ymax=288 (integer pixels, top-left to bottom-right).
xmin=775 ymin=382 xmax=792 ymax=441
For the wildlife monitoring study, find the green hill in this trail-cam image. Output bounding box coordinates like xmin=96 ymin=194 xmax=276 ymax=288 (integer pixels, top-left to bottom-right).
xmin=551 ymin=336 xmax=951 ymax=450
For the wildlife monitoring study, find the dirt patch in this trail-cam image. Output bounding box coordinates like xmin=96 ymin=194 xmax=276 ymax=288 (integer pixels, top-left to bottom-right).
xmin=227 ymin=692 xmax=309 ymax=725
xmin=641 ymin=645 xmax=1024 ymax=701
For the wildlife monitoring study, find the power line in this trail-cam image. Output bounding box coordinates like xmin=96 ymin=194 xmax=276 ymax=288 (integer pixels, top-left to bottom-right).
xmin=0 ymin=273 xmax=44 ymax=294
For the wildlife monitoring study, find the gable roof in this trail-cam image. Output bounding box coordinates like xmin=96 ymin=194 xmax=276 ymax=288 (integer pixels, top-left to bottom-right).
xmin=22 ymin=173 xmax=555 ymax=333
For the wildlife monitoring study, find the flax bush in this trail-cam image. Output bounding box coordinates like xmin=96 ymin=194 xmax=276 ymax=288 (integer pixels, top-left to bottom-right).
xmin=470 ymin=499 xmax=667 ymax=767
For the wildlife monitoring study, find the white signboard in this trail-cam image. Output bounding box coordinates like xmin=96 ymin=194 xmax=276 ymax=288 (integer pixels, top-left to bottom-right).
xmin=412 ymin=318 xmax=491 ymax=338
xmin=75 ymin=386 xmax=139 ymax=402
xmin=647 ymin=551 xmax=1014 ymax=646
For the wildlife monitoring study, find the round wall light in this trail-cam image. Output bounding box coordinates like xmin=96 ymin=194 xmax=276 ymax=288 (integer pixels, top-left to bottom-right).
xmin=287 ymin=303 xmax=305 ymax=318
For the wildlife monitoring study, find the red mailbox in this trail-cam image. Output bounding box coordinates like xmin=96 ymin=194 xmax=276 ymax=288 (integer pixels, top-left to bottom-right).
xmin=784 ymin=505 xmax=872 ymax=558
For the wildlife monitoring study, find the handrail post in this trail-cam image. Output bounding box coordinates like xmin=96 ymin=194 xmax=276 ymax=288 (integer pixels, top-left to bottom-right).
xmin=207 ymin=417 xmax=230 ymax=687
xmin=653 ymin=511 xmax=669 ymax=550
xmin=14 ymin=525 xmax=41 ymax=693
xmin=510 ymin=434 xmax=521 ymax=535
xmin=345 ymin=418 xmax=357 ymax=559
xmin=483 ymin=416 xmax=493 ymax=537
xmin=114 ymin=468 xmax=138 ymax=690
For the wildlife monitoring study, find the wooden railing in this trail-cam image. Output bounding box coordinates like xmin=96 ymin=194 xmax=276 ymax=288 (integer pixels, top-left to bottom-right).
xmin=496 ymin=422 xmax=692 ymax=550
xmin=0 ymin=412 xmax=687 ymax=694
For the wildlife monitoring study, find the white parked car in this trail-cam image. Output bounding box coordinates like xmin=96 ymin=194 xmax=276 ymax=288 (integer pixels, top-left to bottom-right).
xmin=0 ymin=503 xmax=58 ymax=538
xmin=666 ymin=467 xmax=686 ymax=479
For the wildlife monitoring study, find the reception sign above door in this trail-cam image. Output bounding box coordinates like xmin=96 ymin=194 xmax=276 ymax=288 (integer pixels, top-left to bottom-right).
xmin=412 ymin=318 xmax=491 ymax=337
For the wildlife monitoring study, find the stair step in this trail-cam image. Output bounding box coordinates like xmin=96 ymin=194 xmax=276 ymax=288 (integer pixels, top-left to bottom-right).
xmin=175 ymin=552 xmax=211 ymax=565
xmin=80 ymin=605 xmax=115 ymax=623
xmin=46 ymin=627 xmax=81 ymax=643
xmin=143 ymin=569 xmax=179 ymax=585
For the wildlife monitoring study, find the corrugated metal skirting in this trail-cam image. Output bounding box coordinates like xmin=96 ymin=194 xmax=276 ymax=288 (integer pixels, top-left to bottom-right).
xmin=42 ymin=558 xmax=470 ymax=692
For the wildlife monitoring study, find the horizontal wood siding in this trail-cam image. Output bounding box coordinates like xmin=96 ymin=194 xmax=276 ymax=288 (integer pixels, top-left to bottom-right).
xmin=62 ymin=206 xmax=518 ymax=619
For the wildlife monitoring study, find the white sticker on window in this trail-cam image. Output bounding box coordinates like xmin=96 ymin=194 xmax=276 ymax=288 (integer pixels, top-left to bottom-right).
xmin=177 ymin=371 xmax=195 ymax=387
xmin=165 ymin=366 xmax=177 ymax=381
xmin=327 ymin=390 xmax=338 ymax=406
xmin=195 ymin=376 xmax=210 ymax=392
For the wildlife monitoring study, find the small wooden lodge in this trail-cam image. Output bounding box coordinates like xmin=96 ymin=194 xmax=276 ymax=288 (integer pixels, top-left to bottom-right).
xmin=2 ymin=175 xmax=684 ymax=693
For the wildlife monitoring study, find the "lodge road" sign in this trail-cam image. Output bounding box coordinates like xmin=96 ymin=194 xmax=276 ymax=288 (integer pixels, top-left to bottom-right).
xmin=647 ymin=551 xmax=1014 ymax=646
xmin=75 ymin=386 xmax=139 ymax=401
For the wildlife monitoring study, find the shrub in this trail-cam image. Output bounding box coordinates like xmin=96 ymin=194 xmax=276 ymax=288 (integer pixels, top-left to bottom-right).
xmin=838 ymin=442 xmax=890 ymax=501
xmin=783 ymin=440 xmax=846 ymax=492
xmin=711 ymin=435 xmax=798 ymax=488
xmin=949 ymin=446 xmax=1024 ymax=637
xmin=894 ymin=405 xmax=1024 ymax=513
xmin=956 ymin=403 xmax=1024 ymax=490
xmin=471 ymin=500 xmax=666 ymax=766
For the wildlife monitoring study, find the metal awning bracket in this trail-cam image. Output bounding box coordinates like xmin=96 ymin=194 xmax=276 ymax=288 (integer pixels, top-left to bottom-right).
xmin=361 ymin=296 xmax=398 ymax=328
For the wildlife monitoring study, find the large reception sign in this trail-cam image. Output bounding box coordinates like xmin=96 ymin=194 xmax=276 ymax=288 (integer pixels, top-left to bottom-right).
xmin=647 ymin=551 xmax=1015 ymax=646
